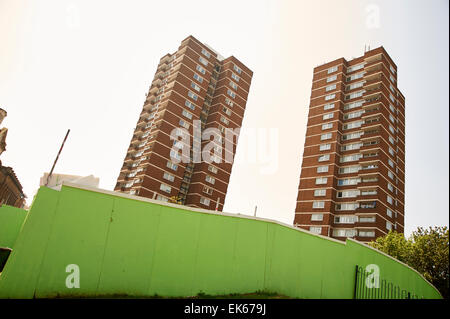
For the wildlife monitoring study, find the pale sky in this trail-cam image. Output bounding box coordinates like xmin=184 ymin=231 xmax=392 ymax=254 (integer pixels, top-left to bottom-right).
xmin=0 ymin=0 xmax=448 ymax=236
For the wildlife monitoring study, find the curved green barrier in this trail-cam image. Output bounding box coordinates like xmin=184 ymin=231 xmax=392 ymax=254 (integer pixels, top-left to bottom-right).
xmin=0 ymin=184 xmax=442 ymax=298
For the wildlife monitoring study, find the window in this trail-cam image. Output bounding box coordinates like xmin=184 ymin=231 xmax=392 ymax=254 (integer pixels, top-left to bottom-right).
xmin=160 ymin=183 xmax=172 ymax=193
xmin=225 ymin=98 xmax=234 ymax=107
xmin=387 ymin=208 xmax=393 ymax=217
xmin=359 ymin=230 xmax=375 ymax=237
xmin=347 ymin=72 xmax=364 ymax=82
xmin=339 ymin=166 xmax=360 ymax=174
xmin=196 ymin=65 xmax=206 ymax=74
xmin=199 ymin=56 xmax=208 ymax=66
xmin=170 ymin=149 xmax=181 ymax=161
xmin=318 ymin=154 xmax=330 ymax=162
xmin=389 ymin=125 xmax=395 ymax=134
xmin=359 ymin=216 xmax=376 ymax=223
xmin=347 ymin=63 xmax=364 ymax=73
xmin=334 ymin=215 xmax=358 ymax=224
xmin=341 ymin=142 xmax=362 ymax=151
xmin=203 ymin=186 xmax=213 ymax=195
xmin=166 ymin=161 xmax=178 ymax=171
xmin=390 ymin=65 xmax=396 ymax=74
xmin=389 ymin=114 xmax=395 ymax=123
xmin=361 ymin=189 xmax=377 ymax=196
xmin=200 ymin=197 xmax=211 ymax=206
xmin=324 ymin=103 xmax=335 ymax=110
xmin=389 ymin=104 xmax=396 ymax=113
xmin=388 ymin=159 xmax=395 ymax=168
xmin=311 ymin=214 xmax=324 ymax=221
xmin=208 ymin=165 xmax=218 ymax=174
xmin=326 ymin=84 xmax=336 ymax=91
xmin=389 ymin=94 xmax=395 ymax=102
xmin=346 ymin=91 xmax=364 ymax=100
xmin=220 ymin=116 xmax=229 ymax=125
xmin=205 ymin=175 xmax=215 ymax=185
xmin=317 ymin=165 xmax=329 ymax=173
xmin=320 ymin=144 xmax=331 ymax=151
xmin=335 ymin=202 xmax=359 ymax=211
xmin=233 ymin=64 xmax=242 ymax=74
xmin=337 ymin=190 xmax=360 ymax=198
xmin=387 ymin=195 xmax=393 ymax=205
xmin=182 ymin=109 xmax=193 ymax=119
xmin=340 ymin=153 xmax=362 ymax=163
xmin=333 ymin=228 xmax=357 ymax=237
xmin=343 ymin=120 xmax=363 ymax=130
xmin=325 ymin=94 xmax=335 ymax=101
xmin=341 ymin=132 xmax=362 ymax=141
xmin=313 ymin=201 xmax=325 ymax=209
xmin=223 ymin=107 xmax=232 ymax=116
xmin=390 ymin=74 xmax=396 ymax=83
xmin=337 ymin=178 xmax=360 ymax=186
xmin=188 ymin=91 xmax=198 ymax=101
xmin=309 ymin=226 xmax=322 ymax=234
xmin=314 ymin=189 xmax=326 ymax=196
xmin=327 ymin=66 xmax=338 ymax=74
xmin=201 ymin=48 xmax=211 ymax=58
xmin=193 ymin=73 xmax=203 ymax=83
xmin=386 ymin=221 xmax=393 ymax=231
xmin=389 ymin=136 xmax=395 ymax=145
xmin=229 ymin=81 xmax=238 ymax=90
xmin=347 ymin=81 xmax=364 ymax=90
xmin=156 ymin=195 xmax=169 ymax=202
xmin=227 ymin=89 xmax=236 ymax=99
xmin=327 ymin=75 xmax=337 ymax=82
xmin=163 ymin=172 xmax=175 ymax=182
xmin=231 ymin=72 xmax=240 ymax=82
xmin=185 ymin=100 xmax=195 ymax=110
xmin=323 ymin=112 xmax=334 ymax=120
xmin=179 ymin=119 xmax=190 ymax=129
xmin=316 ymin=177 xmax=328 ymax=185
xmin=362 ymin=176 xmax=377 ymax=183
xmin=344 ymin=101 xmax=363 ymax=110
xmin=389 ymin=147 xmax=395 ymax=156
xmin=191 ymin=82 xmax=200 ymax=92
xmin=321 ymin=133 xmax=332 ymax=140
xmin=322 ymin=123 xmax=333 ymax=130
xmin=343 ymin=110 xmax=364 ymax=120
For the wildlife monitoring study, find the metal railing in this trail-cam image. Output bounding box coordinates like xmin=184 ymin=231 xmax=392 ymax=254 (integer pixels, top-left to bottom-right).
xmin=354 ymin=265 xmax=422 ymax=299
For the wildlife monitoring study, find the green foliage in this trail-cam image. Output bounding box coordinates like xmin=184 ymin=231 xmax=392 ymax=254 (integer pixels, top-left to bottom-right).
xmin=369 ymin=226 xmax=449 ymax=299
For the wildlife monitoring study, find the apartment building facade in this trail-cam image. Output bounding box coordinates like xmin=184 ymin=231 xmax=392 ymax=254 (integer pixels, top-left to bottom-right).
xmin=294 ymin=47 xmax=405 ymax=242
xmin=115 ymin=36 xmax=253 ymax=211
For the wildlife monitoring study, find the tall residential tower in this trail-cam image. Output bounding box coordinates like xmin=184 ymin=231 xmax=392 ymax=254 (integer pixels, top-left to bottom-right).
xmin=115 ymin=36 xmax=253 ymax=211
xmin=294 ymin=47 xmax=405 ymax=242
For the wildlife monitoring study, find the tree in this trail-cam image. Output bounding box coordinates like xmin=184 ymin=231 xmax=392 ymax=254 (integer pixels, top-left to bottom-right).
xmin=368 ymin=226 xmax=449 ymax=299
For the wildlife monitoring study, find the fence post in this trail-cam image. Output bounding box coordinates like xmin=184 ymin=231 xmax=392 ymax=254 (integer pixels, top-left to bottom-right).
xmin=353 ymin=265 xmax=359 ymax=299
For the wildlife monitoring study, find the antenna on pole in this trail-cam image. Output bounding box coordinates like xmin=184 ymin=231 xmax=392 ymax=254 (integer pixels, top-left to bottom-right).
xmin=215 ymin=197 xmax=220 ymax=211
xmin=254 ymin=205 xmax=257 ymax=217
xmin=45 ymin=129 xmax=70 ymax=187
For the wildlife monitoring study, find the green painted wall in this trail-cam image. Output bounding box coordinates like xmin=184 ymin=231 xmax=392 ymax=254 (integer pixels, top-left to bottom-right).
xmin=0 ymin=205 xmax=28 ymax=249
xmin=0 ymin=185 xmax=442 ymax=298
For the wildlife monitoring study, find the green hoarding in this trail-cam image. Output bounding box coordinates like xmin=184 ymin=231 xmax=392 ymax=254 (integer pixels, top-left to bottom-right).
xmin=0 ymin=184 xmax=442 ymax=299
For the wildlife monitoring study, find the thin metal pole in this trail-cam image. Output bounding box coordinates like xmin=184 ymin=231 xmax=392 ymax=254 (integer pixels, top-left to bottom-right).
xmin=353 ymin=265 xmax=359 ymax=299
xmin=215 ymin=197 xmax=220 ymax=211
xmin=254 ymin=205 xmax=257 ymax=217
xmin=45 ymin=129 xmax=70 ymax=186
